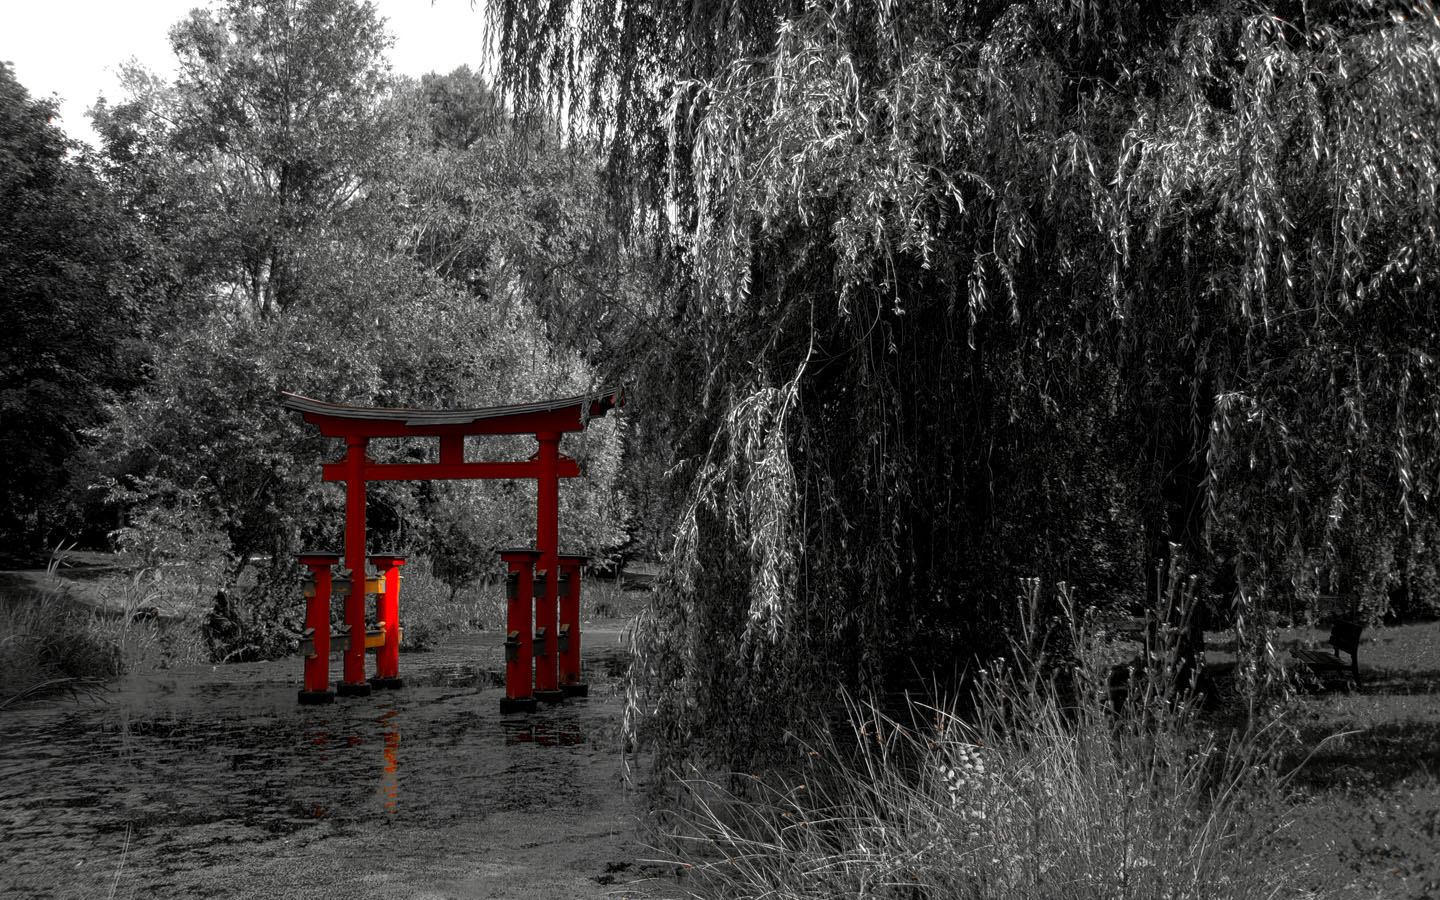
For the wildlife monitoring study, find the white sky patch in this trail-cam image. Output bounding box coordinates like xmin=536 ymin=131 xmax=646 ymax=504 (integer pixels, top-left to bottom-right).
xmin=1 ymin=0 xmax=493 ymax=148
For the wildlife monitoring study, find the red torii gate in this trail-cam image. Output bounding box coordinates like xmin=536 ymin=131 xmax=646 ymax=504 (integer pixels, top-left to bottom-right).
xmin=280 ymin=388 xmax=619 ymax=711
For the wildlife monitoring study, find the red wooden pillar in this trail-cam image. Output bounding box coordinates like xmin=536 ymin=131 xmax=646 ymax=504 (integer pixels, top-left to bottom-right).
xmin=298 ymin=553 xmax=341 ymax=704
xmin=369 ymin=554 xmax=405 ymax=688
xmin=500 ymin=550 xmax=541 ymax=714
xmin=533 ymin=432 xmax=563 ymax=703
xmin=557 ymin=554 xmax=587 ymax=697
xmin=339 ymin=437 xmax=371 ymax=697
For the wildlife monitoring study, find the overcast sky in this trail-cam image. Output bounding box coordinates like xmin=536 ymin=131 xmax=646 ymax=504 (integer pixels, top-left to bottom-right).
xmin=3 ymin=0 xmax=493 ymax=148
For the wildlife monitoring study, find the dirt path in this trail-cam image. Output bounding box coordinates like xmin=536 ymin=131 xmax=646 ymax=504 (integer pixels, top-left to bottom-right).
xmin=2 ymin=626 xmax=675 ymax=900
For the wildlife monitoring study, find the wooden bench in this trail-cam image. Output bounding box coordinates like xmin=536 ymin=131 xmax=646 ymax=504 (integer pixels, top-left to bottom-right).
xmin=1112 ymin=616 xmax=1150 ymax=641
xmin=1290 ymin=618 xmax=1363 ymax=687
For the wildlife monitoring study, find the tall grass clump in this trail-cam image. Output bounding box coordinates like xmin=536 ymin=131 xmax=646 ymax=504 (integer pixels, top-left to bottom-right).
xmin=1 ymin=549 xmax=214 ymax=705
xmin=585 ymin=576 xmax=631 ymax=618
xmin=91 ymin=568 xmax=210 ymax=672
xmin=661 ymin=570 xmax=1314 ymax=900
xmin=0 ymin=585 xmax=120 ymax=707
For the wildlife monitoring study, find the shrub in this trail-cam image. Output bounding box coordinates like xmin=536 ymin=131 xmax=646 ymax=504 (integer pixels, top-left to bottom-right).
xmin=203 ymin=585 xmax=288 ymax=662
xmin=393 ymin=556 xmax=502 ymax=651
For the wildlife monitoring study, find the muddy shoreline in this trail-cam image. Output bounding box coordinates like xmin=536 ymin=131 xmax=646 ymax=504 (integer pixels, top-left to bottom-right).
xmin=2 ymin=626 xmax=670 ymax=899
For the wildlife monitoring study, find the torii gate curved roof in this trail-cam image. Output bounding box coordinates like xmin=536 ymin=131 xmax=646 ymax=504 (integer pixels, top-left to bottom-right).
xmin=279 ymin=388 xmax=620 ymax=437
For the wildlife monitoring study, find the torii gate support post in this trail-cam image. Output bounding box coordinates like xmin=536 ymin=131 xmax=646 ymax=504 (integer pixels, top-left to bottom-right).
xmin=558 ymin=555 xmax=587 ymax=697
xmin=340 ymin=436 xmax=371 ymax=697
xmin=298 ymin=553 xmax=341 ymax=704
xmin=369 ymin=554 xmax=405 ymax=688
xmin=500 ymin=550 xmax=541 ymax=714
xmin=533 ymin=431 xmax=564 ymax=703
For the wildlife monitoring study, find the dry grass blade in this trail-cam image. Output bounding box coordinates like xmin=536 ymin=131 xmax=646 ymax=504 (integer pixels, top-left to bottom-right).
xmin=0 ymin=676 xmax=108 ymax=711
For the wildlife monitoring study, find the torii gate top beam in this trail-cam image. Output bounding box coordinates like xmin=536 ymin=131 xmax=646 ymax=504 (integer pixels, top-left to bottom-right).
xmin=280 ymin=389 xmax=620 ymax=483
xmin=279 ymin=389 xmax=620 ymax=440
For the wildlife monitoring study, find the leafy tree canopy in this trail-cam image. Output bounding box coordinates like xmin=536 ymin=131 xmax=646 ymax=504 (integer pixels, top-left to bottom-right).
xmin=93 ymin=0 xmax=400 ymax=315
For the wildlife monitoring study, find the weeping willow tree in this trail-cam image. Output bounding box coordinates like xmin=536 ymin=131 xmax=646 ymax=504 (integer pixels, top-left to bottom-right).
xmin=489 ymin=0 xmax=1440 ymax=766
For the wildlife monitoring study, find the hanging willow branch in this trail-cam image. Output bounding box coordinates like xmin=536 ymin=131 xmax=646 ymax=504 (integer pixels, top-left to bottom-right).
xmin=492 ymin=0 xmax=1440 ymax=769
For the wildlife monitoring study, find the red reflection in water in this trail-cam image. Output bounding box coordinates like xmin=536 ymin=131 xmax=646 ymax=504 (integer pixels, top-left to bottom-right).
xmin=504 ymin=721 xmax=585 ymax=746
xmin=302 ymin=709 xmax=402 ymax=818
xmin=307 ymin=719 xmax=330 ymax=761
xmin=378 ymin=708 xmax=400 ymax=814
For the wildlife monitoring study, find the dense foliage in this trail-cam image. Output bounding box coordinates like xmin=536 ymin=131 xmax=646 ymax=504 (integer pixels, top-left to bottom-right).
xmin=3 ymin=2 xmax=635 ymax=660
xmin=487 ymin=0 xmax=1440 ymax=765
xmin=0 ymin=64 xmax=151 ymax=556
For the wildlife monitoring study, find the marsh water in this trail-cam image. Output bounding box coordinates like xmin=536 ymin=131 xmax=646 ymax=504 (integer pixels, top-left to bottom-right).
xmin=2 ymin=628 xmax=661 ymax=900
